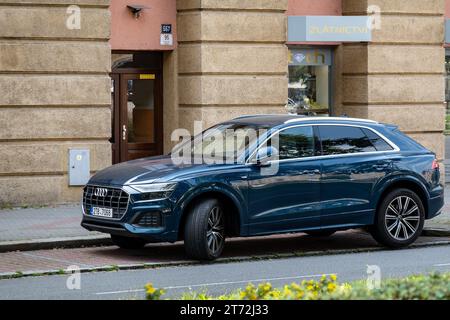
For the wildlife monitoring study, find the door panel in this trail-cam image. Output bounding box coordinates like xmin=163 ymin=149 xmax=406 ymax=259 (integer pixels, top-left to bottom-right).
xmin=320 ymin=154 xmax=391 ymax=227
xmin=248 ymin=161 xmax=321 ymax=234
xmin=247 ymin=126 xmax=321 ymax=234
xmin=317 ymin=125 xmax=393 ymax=227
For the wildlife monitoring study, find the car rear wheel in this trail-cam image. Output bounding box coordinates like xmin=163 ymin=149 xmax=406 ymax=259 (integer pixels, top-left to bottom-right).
xmin=305 ymin=230 xmax=336 ymax=237
xmin=111 ymin=234 xmax=147 ymax=249
xmin=184 ymin=198 xmax=225 ymax=260
xmin=370 ymin=189 xmax=424 ymax=248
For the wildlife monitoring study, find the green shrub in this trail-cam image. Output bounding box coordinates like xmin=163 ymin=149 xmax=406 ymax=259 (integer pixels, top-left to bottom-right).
xmin=145 ymin=272 xmax=450 ymax=300
xmin=145 ymin=283 xmax=165 ymax=300
xmin=344 ymin=273 xmax=450 ymax=300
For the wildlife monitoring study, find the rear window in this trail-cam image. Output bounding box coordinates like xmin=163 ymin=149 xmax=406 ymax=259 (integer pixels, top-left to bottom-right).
xmin=318 ymin=126 xmax=377 ymax=155
xmin=391 ymin=128 xmax=426 ymax=151
xmin=361 ymin=128 xmax=393 ymax=151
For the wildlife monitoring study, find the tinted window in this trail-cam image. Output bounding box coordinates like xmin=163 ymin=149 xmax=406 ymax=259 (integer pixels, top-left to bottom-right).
xmin=274 ymin=126 xmax=315 ymax=160
xmin=319 ymin=126 xmax=376 ymax=155
xmin=361 ymin=128 xmax=393 ymax=151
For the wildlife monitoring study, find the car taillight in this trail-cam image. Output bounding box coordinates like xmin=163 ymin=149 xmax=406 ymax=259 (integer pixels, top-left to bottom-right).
xmin=432 ymin=159 xmax=440 ymax=170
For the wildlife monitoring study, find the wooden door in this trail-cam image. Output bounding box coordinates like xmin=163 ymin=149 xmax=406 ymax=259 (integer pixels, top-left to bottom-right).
xmin=111 ymin=71 xmax=163 ymax=163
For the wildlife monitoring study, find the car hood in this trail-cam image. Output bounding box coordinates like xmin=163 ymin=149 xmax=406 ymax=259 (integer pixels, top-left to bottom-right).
xmin=89 ymin=155 xmax=211 ymax=186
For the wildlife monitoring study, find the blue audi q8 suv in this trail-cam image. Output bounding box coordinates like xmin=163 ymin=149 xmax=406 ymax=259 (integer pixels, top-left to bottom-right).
xmin=81 ymin=115 xmax=444 ymax=260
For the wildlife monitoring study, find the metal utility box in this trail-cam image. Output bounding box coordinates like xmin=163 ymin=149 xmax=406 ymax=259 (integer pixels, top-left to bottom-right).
xmin=69 ymin=149 xmax=90 ymax=186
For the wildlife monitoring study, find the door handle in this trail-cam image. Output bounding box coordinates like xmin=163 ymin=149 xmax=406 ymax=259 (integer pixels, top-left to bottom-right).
xmin=122 ymin=125 xmax=127 ymax=141
xmin=302 ymin=169 xmax=321 ymax=175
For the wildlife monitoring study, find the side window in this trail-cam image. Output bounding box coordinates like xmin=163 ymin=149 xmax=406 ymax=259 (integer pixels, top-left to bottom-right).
xmin=273 ymin=126 xmax=315 ymax=160
xmin=361 ymin=128 xmax=394 ymax=151
xmin=319 ymin=126 xmax=377 ymax=155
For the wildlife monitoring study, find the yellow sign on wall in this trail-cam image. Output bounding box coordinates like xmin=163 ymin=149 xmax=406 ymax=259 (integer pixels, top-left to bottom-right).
xmin=140 ymin=74 xmax=156 ymax=80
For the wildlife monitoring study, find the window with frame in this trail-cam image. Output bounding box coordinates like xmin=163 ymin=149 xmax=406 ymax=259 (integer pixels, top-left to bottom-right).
xmin=318 ymin=126 xmax=378 ymax=155
xmin=361 ymin=128 xmax=393 ymax=151
xmin=269 ymin=126 xmax=315 ymax=160
xmin=288 ymin=48 xmax=332 ymax=116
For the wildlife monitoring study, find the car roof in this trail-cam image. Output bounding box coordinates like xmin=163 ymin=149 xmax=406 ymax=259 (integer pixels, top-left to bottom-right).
xmin=228 ymin=114 xmax=379 ymax=127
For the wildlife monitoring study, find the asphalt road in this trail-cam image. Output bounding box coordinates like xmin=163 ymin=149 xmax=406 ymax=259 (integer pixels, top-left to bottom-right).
xmin=0 ymin=244 xmax=449 ymax=300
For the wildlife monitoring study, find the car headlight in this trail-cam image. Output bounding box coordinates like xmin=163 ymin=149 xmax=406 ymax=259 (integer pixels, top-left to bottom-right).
xmin=130 ymin=183 xmax=177 ymax=200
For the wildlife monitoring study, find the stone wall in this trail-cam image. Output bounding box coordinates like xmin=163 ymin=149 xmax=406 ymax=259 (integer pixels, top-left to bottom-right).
xmin=341 ymin=0 xmax=446 ymax=161
xmin=1 ymin=0 xmax=446 ymax=206
xmin=0 ymin=0 xmax=111 ymax=205
xmin=176 ymin=0 xmax=289 ymax=132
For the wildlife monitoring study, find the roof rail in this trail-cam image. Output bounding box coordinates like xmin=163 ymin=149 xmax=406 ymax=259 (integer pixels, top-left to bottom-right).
xmin=284 ymin=117 xmax=378 ymax=124
xmin=233 ymin=114 xmax=276 ymax=120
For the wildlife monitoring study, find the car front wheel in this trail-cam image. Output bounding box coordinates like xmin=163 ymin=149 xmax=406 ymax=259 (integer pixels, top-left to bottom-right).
xmin=184 ymin=198 xmax=225 ymax=260
xmin=370 ymin=189 xmax=425 ymax=248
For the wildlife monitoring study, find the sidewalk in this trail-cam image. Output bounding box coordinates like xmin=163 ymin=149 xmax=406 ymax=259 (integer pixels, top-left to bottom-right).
xmin=0 ymin=188 xmax=450 ymax=252
xmin=0 ymin=205 xmax=110 ymax=252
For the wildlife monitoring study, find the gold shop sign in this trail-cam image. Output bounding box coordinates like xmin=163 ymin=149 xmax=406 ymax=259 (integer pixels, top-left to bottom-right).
xmin=288 ymin=16 xmax=372 ymax=42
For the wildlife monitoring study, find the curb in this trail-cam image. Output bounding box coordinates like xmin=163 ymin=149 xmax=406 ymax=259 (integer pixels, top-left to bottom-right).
xmin=422 ymin=228 xmax=450 ymax=237
xmin=0 ymin=235 xmax=112 ymax=253
xmin=1 ymin=238 xmax=450 ymax=280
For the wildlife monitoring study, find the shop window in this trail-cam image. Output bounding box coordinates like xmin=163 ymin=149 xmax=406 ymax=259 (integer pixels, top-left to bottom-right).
xmin=288 ymin=48 xmax=332 ymax=116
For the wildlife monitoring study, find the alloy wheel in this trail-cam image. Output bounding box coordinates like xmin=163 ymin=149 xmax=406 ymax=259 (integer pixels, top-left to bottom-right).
xmin=206 ymin=206 xmax=225 ymax=254
xmin=384 ymin=196 xmax=421 ymax=241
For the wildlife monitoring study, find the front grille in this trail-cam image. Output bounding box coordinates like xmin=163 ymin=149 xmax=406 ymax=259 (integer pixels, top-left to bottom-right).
xmin=135 ymin=211 xmax=162 ymax=227
xmin=83 ymin=185 xmax=129 ymax=220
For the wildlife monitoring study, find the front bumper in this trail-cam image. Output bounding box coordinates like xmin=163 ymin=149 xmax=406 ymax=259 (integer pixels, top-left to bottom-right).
xmin=81 ymin=186 xmax=182 ymax=243
xmin=81 ymin=217 xmax=178 ymax=243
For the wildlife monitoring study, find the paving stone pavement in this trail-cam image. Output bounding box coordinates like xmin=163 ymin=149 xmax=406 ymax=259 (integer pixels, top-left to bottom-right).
xmin=0 ymin=204 xmax=102 ymax=242
xmin=0 ymin=231 xmax=448 ymax=275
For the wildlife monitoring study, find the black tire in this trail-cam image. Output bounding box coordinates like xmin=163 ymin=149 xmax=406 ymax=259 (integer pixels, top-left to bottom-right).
xmin=370 ymin=188 xmax=425 ymax=248
xmin=184 ymin=198 xmax=226 ymax=260
xmin=305 ymin=230 xmax=336 ymax=237
xmin=111 ymin=234 xmax=147 ymax=249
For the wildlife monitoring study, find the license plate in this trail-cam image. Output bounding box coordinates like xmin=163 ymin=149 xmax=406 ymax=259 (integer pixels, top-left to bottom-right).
xmin=90 ymin=207 xmax=113 ymax=218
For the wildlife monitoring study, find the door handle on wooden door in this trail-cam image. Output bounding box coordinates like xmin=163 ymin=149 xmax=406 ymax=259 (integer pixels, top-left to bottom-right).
xmin=122 ymin=125 xmax=127 ymax=141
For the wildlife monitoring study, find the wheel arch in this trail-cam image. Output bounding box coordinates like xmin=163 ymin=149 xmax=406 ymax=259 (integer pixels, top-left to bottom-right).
xmin=374 ymin=177 xmax=429 ymax=221
xmin=176 ymin=188 xmax=244 ymax=241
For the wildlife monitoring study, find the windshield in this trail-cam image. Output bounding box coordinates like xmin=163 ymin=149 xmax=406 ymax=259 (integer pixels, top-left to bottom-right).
xmin=172 ymin=123 xmax=270 ymax=164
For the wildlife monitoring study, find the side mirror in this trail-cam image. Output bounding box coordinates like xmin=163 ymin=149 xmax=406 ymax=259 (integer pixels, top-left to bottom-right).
xmin=255 ymin=146 xmax=279 ymax=165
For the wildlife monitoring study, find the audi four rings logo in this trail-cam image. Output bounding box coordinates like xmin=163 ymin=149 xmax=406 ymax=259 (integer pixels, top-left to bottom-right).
xmin=94 ymin=188 xmax=108 ymax=197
